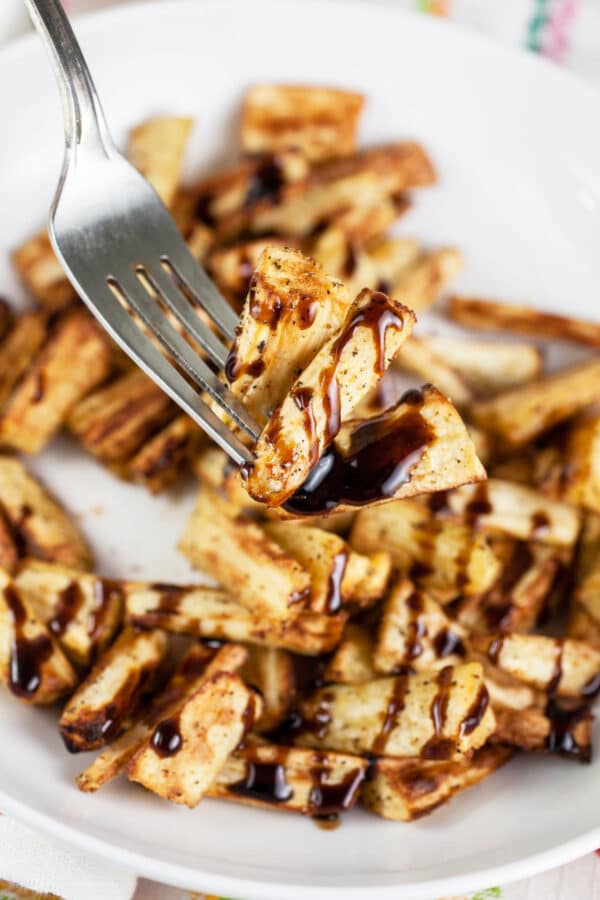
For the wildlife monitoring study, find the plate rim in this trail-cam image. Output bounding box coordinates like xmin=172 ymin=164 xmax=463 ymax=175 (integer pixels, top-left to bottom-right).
xmin=1 ymin=1 xmax=600 ymax=896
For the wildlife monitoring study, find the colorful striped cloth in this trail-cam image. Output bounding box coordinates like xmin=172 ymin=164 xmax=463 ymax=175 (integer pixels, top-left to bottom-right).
xmin=1 ymin=1 xmax=599 ymax=899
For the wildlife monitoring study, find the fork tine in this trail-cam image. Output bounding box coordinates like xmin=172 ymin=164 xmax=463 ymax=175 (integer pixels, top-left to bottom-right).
xmin=141 ymin=263 xmax=230 ymax=369
xmin=113 ymin=273 xmax=260 ymax=440
xmin=80 ymin=281 xmax=254 ymax=465
xmin=161 ymin=247 xmax=239 ymax=342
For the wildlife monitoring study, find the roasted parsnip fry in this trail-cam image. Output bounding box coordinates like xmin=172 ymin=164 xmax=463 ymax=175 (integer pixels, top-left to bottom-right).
xmin=0 ymin=457 xmax=93 ymax=571
xmin=76 ymin=642 xmax=248 ymax=792
xmin=12 ymin=232 xmax=75 ymax=310
xmin=14 ymin=560 xmax=123 ymax=669
xmin=389 ymin=248 xmax=463 ymax=313
xmin=0 ymin=310 xmax=112 ymax=454
xmin=351 ymin=499 xmax=501 ymax=600
xmin=0 ymin=311 xmax=49 ymax=409
xmin=395 ymin=336 xmax=474 ymax=407
xmin=373 ymin=576 xmax=468 ymax=675
xmin=310 ymin=226 xmax=378 ymax=299
xmin=470 ymin=359 xmax=600 ymax=448
xmin=279 ymin=385 xmax=486 ymax=517
xmin=453 ymin=542 xmax=560 ymax=635
xmin=206 ymin=237 xmax=293 ymax=310
xmin=364 ymin=237 xmax=421 ymax=291
xmin=0 ymin=571 xmax=77 ymax=704
xmin=127 ymin=415 xmax=204 ymax=493
xmin=322 ymin=624 xmax=377 ymax=684
xmin=246 ymin=290 xmax=416 ymax=506
xmin=124 ymin=582 xmax=346 ymax=654
xmin=491 ymin=705 xmax=592 ymax=762
xmin=227 ymin=246 xmax=352 ymax=425
xmin=126 ymin=672 xmax=262 ymax=807
xmin=571 ymin=513 xmax=600 ymax=629
xmin=59 ymin=627 xmax=168 ymax=752
xmin=447 ymin=295 xmax=600 ymax=349
xmin=179 ymin=487 xmax=310 ymax=618
xmin=263 ymin=522 xmax=391 ymax=613
xmin=241 ymin=84 xmax=364 ymax=162
xmin=241 ymin=645 xmax=295 ymax=731
xmin=191 ymin=149 xmax=309 ymax=230
xmin=68 ymin=369 xmax=175 ymax=464
xmin=209 ymin=743 xmax=367 ymax=815
xmin=561 ymin=414 xmax=600 ymax=514
xmin=361 ymin=745 xmax=512 ymax=821
xmin=422 ymin=335 xmax=542 ymax=397
xmin=127 ymin=116 xmax=193 ymax=208
xmin=473 ymin=634 xmax=600 ymax=700
xmin=437 ymin=479 xmax=581 ymax=547
xmin=193 ymin=445 xmax=265 ymax=512
xmin=477 ymin=655 xmax=544 ymax=712
xmin=0 ymin=510 xmax=17 ymax=574
xmin=297 ymin=664 xmax=494 ymax=759
xmin=569 ymin=605 xmax=600 ymax=646
xmin=219 ymin=142 xmax=434 ymax=241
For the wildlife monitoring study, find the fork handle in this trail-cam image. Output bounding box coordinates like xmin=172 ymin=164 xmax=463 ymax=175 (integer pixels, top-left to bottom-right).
xmin=24 ymin=0 xmax=114 ymax=157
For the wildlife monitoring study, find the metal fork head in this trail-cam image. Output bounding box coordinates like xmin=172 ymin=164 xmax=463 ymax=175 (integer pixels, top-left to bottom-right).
xmin=25 ymin=0 xmax=258 ymax=466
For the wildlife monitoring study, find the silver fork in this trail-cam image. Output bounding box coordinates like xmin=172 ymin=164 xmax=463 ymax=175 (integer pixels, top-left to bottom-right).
xmin=24 ymin=0 xmax=259 ymax=465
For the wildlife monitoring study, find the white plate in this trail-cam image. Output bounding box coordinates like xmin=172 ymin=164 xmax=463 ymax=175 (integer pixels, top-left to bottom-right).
xmin=0 ymin=2 xmax=600 ymax=897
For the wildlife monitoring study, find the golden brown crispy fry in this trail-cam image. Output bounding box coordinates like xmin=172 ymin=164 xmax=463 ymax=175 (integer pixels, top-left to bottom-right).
xmin=473 ymin=633 xmax=600 ymax=700
xmin=364 ymin=237 xmax=422 ymax=291
xmin=76 ymin=642 xmax=247 ymax=792
xmin=227 ymin=246 xmax=351 ymax=425
xmin=322 ymin=624 xmax=376 ymax=685
xmin=241 ymin=645 xmax=295 ymax=731
xmin=373 ymin=576 xmax=468 ymax=674
xmin=475 ymin=653 xmax=545 ymax=712
xmin=14 ymin=559 xmax=123 ymax=670
xmin=0 ymin=509 xmax=17 ymax=574
xmin=0 ymin=457 xmax=93 ymax=571
xmin=179 ymin=486 xmax=310 ymax=618
xmin=127 ymin=415 xmax=204 ymax=493
xmin=245 ymin=290 xmax=416 ymax=506
xmin=263 ymin=521 xmax=391 ymax=614
xmin=68 ymin=369 xmax=174 ymax=464
xmin=470 ymin=359 xmax=600 ymax=448
xmin=12 ymin=232 xmax=76 ymax=310
xmin=570 ymin=513 xmax=600 ymax=634
xmin=296 ymin=663 xmax=494 ymax=759
xmin=395 ymin=336 xmax=474 ymax=407
xmin=126 ymin=671 xmax=261 ymax=807
xmin=437 ymin=479 xmax=581 ymax=547
xmin=350 ymin=499 xmax=500 ymax=600
xmin=124 ymin=582 xmax=346 ymax=654
xmin=193 ymin=445 xmax=265 ymax=512
xmin=310 ymin=226 xmax=378 ymax=299
xmin=0 ymin=311 xmax=112 ymax=454
xmin=209 ymin=742 xmax=367 ymax=815
xmin=561 ymin=414 xmax=600 ymax=513
xmin=219 ymin=143 xmax=434 ymax=242
xmin=127 ymin=116 xmax=193 ymax=208
xmin=277 ymin=385 xmax=485 ymax=517
xmin=0 ymin=311 xmax=49 ymax=409
xmin=206 ymin=237 xmax=293 ymax=310
xmin=453 ymin=542 xmax=560 ymax=635
xmin=0 ymin=571 xmax=77 ymax=704
xmin=422 ymin=335 xmax=542 ymax=397
xmin=59 ymin=627 xmax=167 ymax=752
xmin=447 ymin=295 xmax=600 ymax=349
xmin=390 ymin=248 xmax=462 ymax=313
xmin=241 ymin=84 xmax=364 ymax=162
xmin=191 ymin=149 xmax=309 ymax=231
xmin=361 ymin=745 xmax=512 ymax=821
xmin=491 ymin=705 xmax=592 ymax=762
